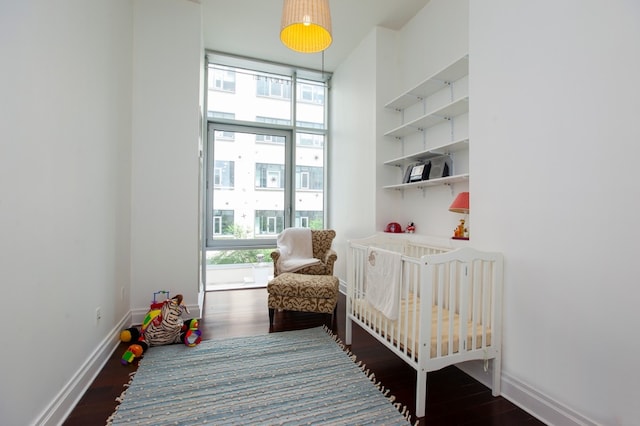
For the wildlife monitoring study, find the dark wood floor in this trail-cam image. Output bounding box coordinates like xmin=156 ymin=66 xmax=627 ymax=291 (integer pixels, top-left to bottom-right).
xmin=64 ymin=288 xmax=545 ymax=425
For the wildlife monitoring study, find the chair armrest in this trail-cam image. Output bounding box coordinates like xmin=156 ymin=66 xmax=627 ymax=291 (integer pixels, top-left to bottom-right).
xmin=323 ymin=249 xmax=337 ymax=275
xmin=270 ymin=250 xmax=281 ymax=276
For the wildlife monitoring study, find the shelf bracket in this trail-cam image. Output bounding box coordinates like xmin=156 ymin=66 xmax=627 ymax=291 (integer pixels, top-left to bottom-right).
xmin=449 ymin=116 xmax=455 ymax=141
xmin=445 ymin=183 xmax=455 ymax=196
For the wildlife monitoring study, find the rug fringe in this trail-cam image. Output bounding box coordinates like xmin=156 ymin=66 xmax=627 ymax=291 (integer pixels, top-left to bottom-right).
xmin=322 ymin=325 xmax=415 ymax=424
xmin=106 ymin=370 xmax=137 ymax=425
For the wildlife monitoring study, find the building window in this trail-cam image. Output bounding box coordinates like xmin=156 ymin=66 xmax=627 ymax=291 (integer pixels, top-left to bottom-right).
xmin=256 ymin=75 xmax=291 ymax=100
xmin=213 ymin=210 xmax=234 ymax=235
xmin=256 ymin=163 xmax=285 ymax=189
xmin=210 ymin=67 xmax=236 ymax=92
xmin=295 ymin=211 xmax=323 ymax=229
xmin=299 ymin=171 xmax=309 ymax=189
xmin=256 ymin=210 xmax=284 ymax=235
xmin=298 ymin=133 xmax=324 ymax=147
xmin=298 ymin=81 xmax=325 ymax=105
xmin=296 ymin=166 xmax=322 ymax=190
xmin=214 ymin=160 xmax=234 ymax=188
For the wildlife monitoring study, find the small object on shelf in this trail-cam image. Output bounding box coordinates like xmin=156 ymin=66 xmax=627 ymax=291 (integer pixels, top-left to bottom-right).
xmin=406 ymin=222 xmax=415 ymax=233
xmin=406 ymin=162 xmax=431 ymax=183
xmin=385 ymin=222 xmax=403 ymax=233
xmin=452 ymin=219 xmax=468 ymax=239
xmin=428 ymin=156 xmax=451 ymax=180
xmin=449 ymin=191 xmax=470 ymax=240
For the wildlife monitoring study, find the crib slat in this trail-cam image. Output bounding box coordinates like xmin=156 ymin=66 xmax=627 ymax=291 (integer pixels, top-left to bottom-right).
xmin=460 ymin=262 xmax=466 ymax=352
xmin=471 ymin=260 xmax=480 ymax=351
xmin=439 ymin=265 xmax=446 ymax=358
xmin=481 ymin=260 xmax=489 ymax=348
xmin=449 ymin=261 xmax=457 ymax=356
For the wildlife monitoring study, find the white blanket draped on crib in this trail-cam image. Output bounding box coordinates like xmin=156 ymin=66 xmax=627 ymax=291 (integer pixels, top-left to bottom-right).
xmin=365 ymin=247 xmax=402 ymax=320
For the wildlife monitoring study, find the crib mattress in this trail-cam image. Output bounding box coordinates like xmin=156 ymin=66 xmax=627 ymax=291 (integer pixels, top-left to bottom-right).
xmin=353 ymin=294 xmax=492 ymax=359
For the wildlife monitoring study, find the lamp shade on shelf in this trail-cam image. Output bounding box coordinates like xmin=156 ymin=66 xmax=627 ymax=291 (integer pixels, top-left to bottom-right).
xmin=280 ymin=0 xmax=332 ymax=53
xmin=449 ymin=191 xmax=469 ymax=214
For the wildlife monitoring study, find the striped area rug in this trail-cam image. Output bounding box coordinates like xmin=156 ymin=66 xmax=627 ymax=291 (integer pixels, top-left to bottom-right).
xmin=107 ymin=327 xmax=411 ymax=425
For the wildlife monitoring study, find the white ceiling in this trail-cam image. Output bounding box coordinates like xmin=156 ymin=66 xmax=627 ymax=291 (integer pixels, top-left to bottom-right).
xmin=201 ymin=0 xmax=431 ymax=72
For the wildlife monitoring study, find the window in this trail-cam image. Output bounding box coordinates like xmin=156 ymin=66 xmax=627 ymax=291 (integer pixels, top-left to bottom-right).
xmin=299 ymin=171 xmax=309 ymax=189
xmin=205 ymin=53 xmax=330 ymax=251
xmin=295 ymin=211 xmax=323 ymax=229
xmin=210 ymin=67 xmax=236 ymax=92
xmin=256 ymin=210 xmax=284 ymax=235
xmin=296 ymin=79 xmax=325 ymax=129
xmin=256 ymin=163 xmax=285 ymax=189
xmin=298 ymin=133 xmax=324 ymax=147
xmin=213 ymin=210 xmax=234 ymax=235
xmin=298 ymin=81 xmax=325 ymax=105
xmin=296 ymin=166 xmax=323 ymax=190
xmin=256 ymin=76 xmax=291 ymax=100
xmin=214 ymin=160 xmax=234 ymax=188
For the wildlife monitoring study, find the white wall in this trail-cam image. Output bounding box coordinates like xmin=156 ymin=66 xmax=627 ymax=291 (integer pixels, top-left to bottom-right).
xmin=0 ymin=1 xmax=203 ymax=424
xmin=0 ymin=1 xmax=133 ymax=425
xmin=329 ymin=30 xmax=379 ymax=279
xmin=130 ymin=0 xmax=203 ymax=319
xmin=470 ymin=1 xmax=640 ymax=424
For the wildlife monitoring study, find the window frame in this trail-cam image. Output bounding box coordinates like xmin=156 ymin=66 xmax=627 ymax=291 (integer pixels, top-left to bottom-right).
xmin=203 ymin=52 xmax=330 ymax=252
xmin=205 ymin=122 xmax=293 ymax=249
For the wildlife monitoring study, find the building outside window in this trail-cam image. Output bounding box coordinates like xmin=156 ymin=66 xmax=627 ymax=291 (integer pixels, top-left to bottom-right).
xmin=214 ymin=160 xmax=234 ymax=188
xmin=213 ymin=210 xmax=234 ymax=235
xmin=210 ymin=67 xmax=236 ymax=92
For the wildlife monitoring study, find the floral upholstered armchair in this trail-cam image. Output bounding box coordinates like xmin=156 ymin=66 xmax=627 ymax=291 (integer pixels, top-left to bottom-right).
xmin=267 ymin=229 xmax=339 ymax=325
xmin=270 ymin=229 xmax=337 ymax=277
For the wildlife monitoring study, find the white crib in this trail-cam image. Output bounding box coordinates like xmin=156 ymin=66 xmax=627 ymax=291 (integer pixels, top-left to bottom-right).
xmin=345 ymin=234 xmax=504 ymax=418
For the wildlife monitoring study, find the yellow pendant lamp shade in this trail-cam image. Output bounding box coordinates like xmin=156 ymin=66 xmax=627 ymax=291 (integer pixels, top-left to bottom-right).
xmin=280 ymin=0 xmax=332 ymax=53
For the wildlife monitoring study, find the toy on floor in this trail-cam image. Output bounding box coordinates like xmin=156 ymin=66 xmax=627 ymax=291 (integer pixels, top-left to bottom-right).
xmin=120 ymin=291 xmax=202 ymax=365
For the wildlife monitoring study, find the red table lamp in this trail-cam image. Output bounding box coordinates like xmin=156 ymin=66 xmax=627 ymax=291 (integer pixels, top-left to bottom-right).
xmin=449 ymin=191 xmax=469 ymax=240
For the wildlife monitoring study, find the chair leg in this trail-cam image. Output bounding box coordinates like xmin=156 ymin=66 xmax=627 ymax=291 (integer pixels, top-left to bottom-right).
xmin=269 ymin=308 xmax=275 ymax=325
xmin=328 ymin=303 xmax=338 ymax=328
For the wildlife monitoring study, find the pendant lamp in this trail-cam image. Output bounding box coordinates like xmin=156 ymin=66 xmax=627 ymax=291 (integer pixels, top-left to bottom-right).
xmin=280 ymin=0 xmax=332 ymax=53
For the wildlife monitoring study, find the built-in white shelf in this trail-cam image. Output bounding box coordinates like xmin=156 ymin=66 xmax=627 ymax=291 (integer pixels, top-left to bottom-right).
xmin=383 ymin=138 xmax=469 ymax=167
xmin=382 ymin=54 xmax=470 ymax=192
xmin=384 ymin=97 xmax=468 ymax=139
xmin=385 ymin=55 xmax=469 ymax=111
xmin=383 ymin=173 xmax=469 ymax=190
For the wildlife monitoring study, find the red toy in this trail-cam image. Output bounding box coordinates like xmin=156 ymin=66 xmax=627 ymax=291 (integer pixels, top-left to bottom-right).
xmin=385 ymin=222 xmax=403 ymax=233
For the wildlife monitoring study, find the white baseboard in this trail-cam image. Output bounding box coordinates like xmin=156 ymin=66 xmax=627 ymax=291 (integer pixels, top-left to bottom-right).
xmin=457 ymin=361 xmax=599 ymax=426
xmin=36 ymin=312 xmax=131 ymax=426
